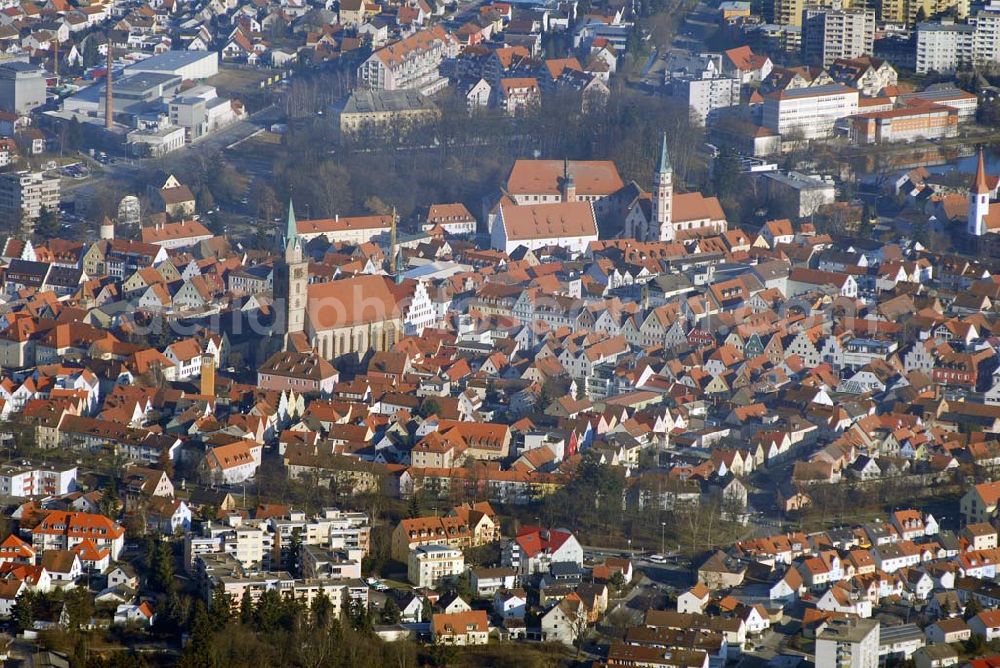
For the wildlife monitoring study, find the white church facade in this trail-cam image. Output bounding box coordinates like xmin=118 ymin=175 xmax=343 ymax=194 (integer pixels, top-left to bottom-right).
xmin=623 ymin=134 xmax=728 ymax=242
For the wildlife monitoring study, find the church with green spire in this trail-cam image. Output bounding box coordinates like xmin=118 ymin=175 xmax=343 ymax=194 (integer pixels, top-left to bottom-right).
xmin=622 ymin=133 xmax=727 ymax=242
xmin=267 ymin=199 xmax=406 ymax=363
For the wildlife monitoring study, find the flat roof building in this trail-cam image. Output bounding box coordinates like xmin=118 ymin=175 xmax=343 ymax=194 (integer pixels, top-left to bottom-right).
xmin=0 ymin=61 xmax=45 ymax=115
xmin=337 ymin=89 xmax=439 ymax=137
xmin=900 ymin=87 xmax=979 ymax=120
xmin=62 ymin=71 xmax=182 ymax=118
xmin=850 ymin=103 xmax=959 ymax=144
xmin=761 ymin=170 xmax=836 ymax=217
xmin=816 ymin=618 xmax=880 ymax=668
xmin=762 ymin=83 xmax=859 ymax=140
xmin=0 ymin=170 xmax=60 ymax=227
xmin=125 ymin=51 xmax=219 ymax=80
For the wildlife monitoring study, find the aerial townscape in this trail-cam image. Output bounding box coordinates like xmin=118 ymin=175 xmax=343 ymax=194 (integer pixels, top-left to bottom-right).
xmin=6 ymin=0 xmax=1000 ymax=664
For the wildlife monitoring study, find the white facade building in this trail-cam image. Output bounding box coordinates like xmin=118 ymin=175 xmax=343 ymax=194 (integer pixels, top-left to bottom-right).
xmin=0 ymin=171 xmax=60 ymax=225
xmin=408 ymin=544 xmax=464 ymax=588
xmin=208 ymin=521 xmax=275 ymax=572
xmin=916 ymin=20 xmax=975 ymax=73
xmin=0 ymin=465 xmax=77 ymax=497
xmin=762 ymin=84 xmax=859 ymax=140
xmin=802 ymin=8 xmax=876 ymax=67
xmin=401 ymin=279 xmax=437 ymax=336
xmin=169 ymin=85 xmax=242 ymax=142
xmin=357 ymin=26 xmax=459 ymax=94
xmin=678 ymin=76 xmax=742 ymax=126
xmin=916 ymin=5 xmax=1000 ymax=74
xmin=974 ymin=3 xmax=1000 ymax=63
xmin=491 ymin=199 xmax=598 ymax=255
xmin=296 ymin=214 xmax=392 ymax=245
xmin=125 ymin=51 xmax=219 ymax=80
xmin=664 ymin=53 xmax=741 ymax=126
xmin=816 ymin=618 xmax=880 ymax=668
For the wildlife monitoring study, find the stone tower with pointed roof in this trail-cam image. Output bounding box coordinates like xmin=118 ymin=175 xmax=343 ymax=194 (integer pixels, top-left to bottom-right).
xmin=969 ymin=147 xmax=990 ymax=238
xmin=273 ymin=200 xmax=308 ymax=346
xmin=652 ymin=133 xmax=674 ymax=241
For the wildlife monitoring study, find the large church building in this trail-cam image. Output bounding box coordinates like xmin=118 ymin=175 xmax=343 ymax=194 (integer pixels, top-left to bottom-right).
xmin=273 ymin=202 xmax=403 ymax=363
xmin=488 ymin=137 xmax=727 ymax=254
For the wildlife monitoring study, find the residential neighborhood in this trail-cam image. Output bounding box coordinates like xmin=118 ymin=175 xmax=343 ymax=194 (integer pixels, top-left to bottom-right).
xmin=0 ymin=0 xmax=997 ymax=660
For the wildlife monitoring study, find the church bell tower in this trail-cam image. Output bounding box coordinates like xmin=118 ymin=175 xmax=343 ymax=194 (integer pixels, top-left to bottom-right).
xmin=274 ymin=200 xmax=308 ymax=347
xmin=969 ymin=147 xmax=991 ymax=238
xmin=652 ymin=132 xmax=673 ymax=241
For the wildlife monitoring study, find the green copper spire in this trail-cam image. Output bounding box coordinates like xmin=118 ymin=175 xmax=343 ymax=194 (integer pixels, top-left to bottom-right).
xmin=285 ymin=199 xmax=297 ymax=242
xmin=657 ymin=132 xmax=671 ymax=174
xmin=394 ymin=245 xmax=405 ymax=284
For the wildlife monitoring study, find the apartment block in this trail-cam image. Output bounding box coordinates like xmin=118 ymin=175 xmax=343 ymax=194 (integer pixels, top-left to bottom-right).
xmin=816 ymin=618 xmax=880 ymax=668
xmin=0 ymin=464 xmax=77 ymax=497
xmin=916 ymin=4 xmax=1000 ymax=74
xmin=665 ymin=52 xmax=741 ymax=126
xmin=916 ymin=20 xmax=974 ymax=73
xmin=408 ymin=544 xmax=465 ymax=588
xmin=32 ymin=511 xmax=126 ymax=561
xmin=881 ymin=0 xmax=968 ymax=24
xmin=197 ymin=552 xmax=368 ymax=616
xmin=802 ymin=8 xmax=876 ymax=67
xmin=0 ymin=171 xmax=60 ymax=225
xmin=184 ymin=519 xmax=275 ymax=572
xmin=974 ymin=2 xmax=1000 ymax=62
xmin=270 ymin=508 xmax=371 ymax=569
xmin=677 ymin=75 xmax=742 ymax=126
xmin=357 ymin=25 xmax=459 ymax=94
xmin=767 ymin=0 xmax=842 ymax=26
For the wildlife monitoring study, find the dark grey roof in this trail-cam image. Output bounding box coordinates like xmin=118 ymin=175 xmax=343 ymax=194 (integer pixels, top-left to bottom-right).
xmin=549 ymin=561 xmax=582 ymax=576
xmin=46 ymin=265 xmax=83 ymax=287
xmin=7 ymin=258 xmax=49 ymax=277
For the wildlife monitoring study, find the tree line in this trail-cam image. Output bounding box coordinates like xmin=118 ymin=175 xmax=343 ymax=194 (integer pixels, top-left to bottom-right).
xmin=268 ymin=80 xmax=707 ymax=225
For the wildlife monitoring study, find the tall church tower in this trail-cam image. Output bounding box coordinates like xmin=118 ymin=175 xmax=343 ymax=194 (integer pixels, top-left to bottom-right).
xmin=273 ymin=200 xmax=308 ymax=347
xmin=652 ymin=133 xmax=674 ymax=241
xmin=969 ymin=147 xmax=990 ymax=238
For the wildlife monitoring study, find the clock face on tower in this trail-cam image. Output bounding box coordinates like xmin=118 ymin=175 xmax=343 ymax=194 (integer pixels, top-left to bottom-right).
xmin=294 ymin=268 xmax=305 ymax=279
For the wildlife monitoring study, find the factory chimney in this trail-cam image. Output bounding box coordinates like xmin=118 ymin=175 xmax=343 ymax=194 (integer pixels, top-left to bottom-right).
xmin=104 ymin=45 xmax=113 ymax=130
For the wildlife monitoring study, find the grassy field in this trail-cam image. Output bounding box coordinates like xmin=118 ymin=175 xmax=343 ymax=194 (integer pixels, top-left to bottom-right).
xmin=438 ymin=643 xmax=573 ymax=668
xmin=226 ymin=132 xmax=285 ymax=162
